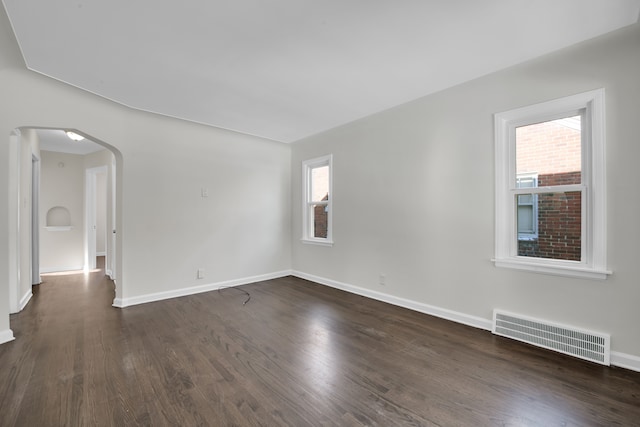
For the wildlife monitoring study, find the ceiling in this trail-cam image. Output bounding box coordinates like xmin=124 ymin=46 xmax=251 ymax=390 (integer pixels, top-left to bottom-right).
xmin=37 ymin=129 xmax=105 ymax=155
xmin=3 ymin=1 xmax=640 ymax=143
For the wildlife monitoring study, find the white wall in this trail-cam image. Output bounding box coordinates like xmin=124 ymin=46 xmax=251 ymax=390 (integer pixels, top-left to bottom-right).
xmin=0 ymin=5 xmax=291 ymax=341
xmin=115 ymin=112 xmax=292 ymax=303
xmin=291 ymin=24 xmax=640 ymax=362
xmin=0 ymin=6 xmax=26 ymax=339
xmin=0 ymin=76 xmax=292 ymax=304
xmin=39 ymin=150 xmax=85 ymax=272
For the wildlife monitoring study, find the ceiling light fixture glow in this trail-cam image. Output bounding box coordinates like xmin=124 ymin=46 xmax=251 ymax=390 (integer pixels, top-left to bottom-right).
xmin=65 ymin=131 xmax=85 ymax=141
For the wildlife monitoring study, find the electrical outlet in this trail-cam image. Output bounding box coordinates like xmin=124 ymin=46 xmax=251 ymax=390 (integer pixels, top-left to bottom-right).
xmin=379 ymin=274 xmax=386 ymax=286
xmin=197 ymin=268 xmax=205 ymax=279
xmin=201 ymin=187 xmax=208 ymax=198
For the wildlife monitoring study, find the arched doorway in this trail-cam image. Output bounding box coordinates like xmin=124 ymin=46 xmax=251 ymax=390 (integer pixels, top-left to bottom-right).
xmin=7 ymin=127 xmax=123 ymax=313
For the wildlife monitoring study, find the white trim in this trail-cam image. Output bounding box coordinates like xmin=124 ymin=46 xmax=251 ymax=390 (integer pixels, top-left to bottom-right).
xmin=0 ymin=330 xmax=15 ymax=345
xmin=301 ymin=238 xmax=334 ymax=247
xmin=494 ymin=89 xmax=608 ymax=279
xmin=40 ymin=265 xmax=85 ymax=274
xmin=293 ymin=271 xmax=639 ymax=372
xmin=112 ymin=270 xmax=292 ymax=308
xmin=96 ymin=251 xmax=106 ymax=256
xmin=493 ymin=259 xmax=611 ymax=280
xmin=44 ymin=226 xmax=73 ymax=231
xmin=610 ymin=351 xmax=640 ymax=373
xmin=108 ymin=158 xmax=117 ymax=286
xmin=8 ymin=130 xmax=21 ymax=314
xmin=19 ymin=290 xmax=32 ymax=311
xmin=291 ymin=270 xmax=492 ymax=331
xmin=31 ymin=153 xmax=41 ymax=286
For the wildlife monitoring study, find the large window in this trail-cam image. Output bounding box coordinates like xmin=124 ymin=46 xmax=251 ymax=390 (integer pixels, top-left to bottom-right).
xmin=494 ymin=89 xmax=609 ymax=279
xmin=302 ymin=154 xmax=333 ymax=246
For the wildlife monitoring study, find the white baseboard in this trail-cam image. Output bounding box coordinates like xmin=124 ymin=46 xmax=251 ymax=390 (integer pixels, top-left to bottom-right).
xmin=112 ymin=270 xmax=292 ymax=308
xmin=40 ymin=265 xmax=84 ymax=274
xmin=97 ymin=251 xmax=106 ymax=256
xmin=106 ymin=268 xmax=640 ymax=373
xmin=292 ymin=270 xmax=640 ymax=373
xmin=611 ymin=351 xmax=640 ymax=372
xmin=0 ymin=329 xmax=15 ymax=345
xmin=19 ymin=290 xmax=32 ymax=311
xmin=292 ymin=270 xmax=492 ymax=331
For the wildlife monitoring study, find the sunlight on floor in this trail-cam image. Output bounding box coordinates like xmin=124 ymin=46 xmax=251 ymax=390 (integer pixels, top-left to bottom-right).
xmin=41 ymin=268 xmax=101 ymax=277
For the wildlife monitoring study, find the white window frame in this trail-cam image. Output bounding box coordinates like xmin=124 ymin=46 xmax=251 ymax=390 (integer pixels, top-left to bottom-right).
xmin=302 ymin=154 xmax=333 ymax=246
xmin=494 ymin=89 xmax=610 ymax=279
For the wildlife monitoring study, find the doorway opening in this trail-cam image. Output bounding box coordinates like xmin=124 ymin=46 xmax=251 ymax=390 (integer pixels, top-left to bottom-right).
xmin=85 ymin=165 xmax=108 ymax=272
xmin=7 ymin=127 xmax=123 ymax=313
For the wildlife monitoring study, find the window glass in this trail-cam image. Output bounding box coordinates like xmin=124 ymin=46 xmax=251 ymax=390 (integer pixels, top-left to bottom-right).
xmin=516 ymin=176 xmax=538 ymax=239
xmin=311 ymin=166 xmax=329 ymax=202
xmin=515 ymin=115 xmax=582 ymax=185
xmin=516 ymin=191 xmax=582 ymax=261
xmin=513 ymin=115 xmax=582 ymax=261
xmin=517 ymin=195 xmax=535 ymax=233
xmin=311 ymin=204 xmax=328 ymax=238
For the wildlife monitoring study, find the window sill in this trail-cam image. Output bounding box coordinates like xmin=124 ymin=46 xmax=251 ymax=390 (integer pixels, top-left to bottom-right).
xmin=301 ymin=238 xmax=334 ymax=247
xmin=493 ymin=258 xmax=611 ymax=280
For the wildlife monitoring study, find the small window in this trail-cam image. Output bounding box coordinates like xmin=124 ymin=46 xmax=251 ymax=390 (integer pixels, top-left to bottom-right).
xmin=494 ymin=89 xmax=609 ymax=279
xmin=302 ymin=155 xmax=333 ymax=245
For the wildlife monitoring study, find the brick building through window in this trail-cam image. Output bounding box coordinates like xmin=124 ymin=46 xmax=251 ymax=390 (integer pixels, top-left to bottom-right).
xmin=313 ymin=194 xmax=329 ymax=238
xmin=515 ymin=116 xmax=581 ymax=261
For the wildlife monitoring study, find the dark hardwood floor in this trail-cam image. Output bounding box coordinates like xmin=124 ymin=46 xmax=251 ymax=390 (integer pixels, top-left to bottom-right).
xmin=1 ymin=260 xmax=639 ymax=426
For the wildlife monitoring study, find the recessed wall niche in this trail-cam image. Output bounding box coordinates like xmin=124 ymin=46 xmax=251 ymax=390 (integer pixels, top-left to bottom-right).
xmin=45 ymin=206 xmax=72 ymax=231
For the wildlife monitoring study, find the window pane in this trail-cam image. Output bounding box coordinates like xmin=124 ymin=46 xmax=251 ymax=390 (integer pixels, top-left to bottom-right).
xmin=517 ymin=205 xmax=534 ymax=233
xmin=518 ymin=194 xmax=533 ymax=205
xmin=517 ymin=176 xmax=536 ymax=189
xmin=517 ymin=191 xmax=582 ymax=261
xmin=311 ymin=204 xmax=328 ymax=238
xmin=515 ymin=115 xmax=581 ymax=186
xmin=311 ymin=166 xmax=329 ymax=202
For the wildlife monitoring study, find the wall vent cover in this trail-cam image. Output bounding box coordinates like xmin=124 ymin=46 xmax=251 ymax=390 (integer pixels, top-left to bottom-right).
xmin=492 ymin=310 xmax=610 ymax=365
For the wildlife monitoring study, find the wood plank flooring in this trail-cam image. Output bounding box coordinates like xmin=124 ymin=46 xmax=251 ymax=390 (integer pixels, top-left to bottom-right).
xmin=1 ymin=261 xmax=640 ymax=426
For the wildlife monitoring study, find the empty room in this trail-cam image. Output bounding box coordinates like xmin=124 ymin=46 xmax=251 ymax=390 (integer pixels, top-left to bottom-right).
xmin=1 ymin=1 xmax=640 ymax=425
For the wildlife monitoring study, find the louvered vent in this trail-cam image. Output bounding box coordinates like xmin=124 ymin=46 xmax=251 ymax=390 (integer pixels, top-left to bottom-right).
xmin=492 ymin=310 xmax=610 ymax=365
